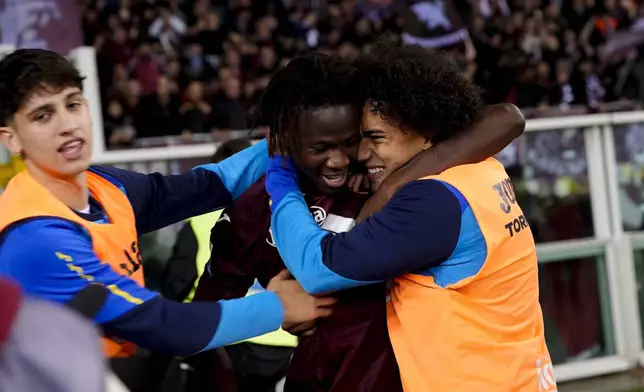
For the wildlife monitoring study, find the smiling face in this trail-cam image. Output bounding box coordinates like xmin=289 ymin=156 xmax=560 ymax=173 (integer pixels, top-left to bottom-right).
xmin=358 ymin=105 xmax=430 ymax=192
xmin=291 ymin=104 xmax=361 ymax=194
xmin=0 ymin=86 xmax=93 ymax=179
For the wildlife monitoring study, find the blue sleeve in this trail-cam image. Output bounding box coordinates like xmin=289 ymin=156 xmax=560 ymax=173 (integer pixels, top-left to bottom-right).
xmin=92 ymin=139 xmax=269 ymax=235
xmin=196 ymin=139 xmax=269 ymax=199
xmin=104 ymin=291 xmax=284 ymax=355
xmin=0 ymin=219 xmax=284 ymax=355
xmin=0 ymin=219 xmax=157 ymax=322
xmin=271 ymin=180 xmax=464 ymax=294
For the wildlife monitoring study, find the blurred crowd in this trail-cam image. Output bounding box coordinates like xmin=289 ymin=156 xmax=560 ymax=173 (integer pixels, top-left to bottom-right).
xmin=467 ymin=0 xmax=636 ymax=108
xmin=82 ymin=0 xmax=644 ymax=149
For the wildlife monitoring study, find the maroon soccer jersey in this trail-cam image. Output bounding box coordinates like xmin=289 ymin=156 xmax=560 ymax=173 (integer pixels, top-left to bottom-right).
xmin=194 ymin=176 xmax=402 ymax=392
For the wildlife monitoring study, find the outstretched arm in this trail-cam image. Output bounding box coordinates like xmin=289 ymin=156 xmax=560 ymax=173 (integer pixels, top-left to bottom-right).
xmin=0 ymin=218 xmax=332 ymax=355
xmin=93 ymin=140 xmax=269 ymax=234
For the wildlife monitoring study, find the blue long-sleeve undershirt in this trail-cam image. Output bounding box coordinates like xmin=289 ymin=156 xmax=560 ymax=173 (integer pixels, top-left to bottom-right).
xmin=270 ymin=179 xmax=467 ymax=294
xmin=93 ymin=139 xmax=269 ymax=235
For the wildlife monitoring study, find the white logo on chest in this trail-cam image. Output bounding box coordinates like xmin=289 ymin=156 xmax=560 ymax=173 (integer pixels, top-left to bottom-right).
xmin=266 ymin=206 xmax=328 ymax=247
xmin=310 ymin=206 xmax=327 ymax=225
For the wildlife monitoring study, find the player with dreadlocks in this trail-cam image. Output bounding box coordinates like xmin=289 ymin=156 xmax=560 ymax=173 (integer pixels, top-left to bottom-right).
xmin=193 ymin=51 xmax=525 ymax=392
xmin=261 ymin=54 xmax=364 ymax=193
xmin=191 ymin=53 xmax=393 ymax=392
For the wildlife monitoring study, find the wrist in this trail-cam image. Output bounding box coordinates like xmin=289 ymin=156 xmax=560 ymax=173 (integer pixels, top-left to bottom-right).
xmin=270 ymin=290 xmax=289 ymax=323
xmin=257 ymin=291 xmax=285 ymax=326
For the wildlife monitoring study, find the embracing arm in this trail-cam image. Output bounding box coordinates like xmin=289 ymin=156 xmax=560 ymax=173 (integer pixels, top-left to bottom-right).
xmin=440 ymin=103 xmax=525 ymax=169
xmin=392 ymin=104 xmax=523 ymax=180
xmin=267 ymin=163 xmax=464 ymax=294
xmin=0 ymin=219 xmax=284 ymax=356
xmin=92 ymin=140 xmax=269 ymax=234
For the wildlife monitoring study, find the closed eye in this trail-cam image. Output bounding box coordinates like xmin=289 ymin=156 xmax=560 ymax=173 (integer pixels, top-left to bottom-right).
xmin=311 ymin=144 xmax=328 ymax=153
xmin=362 ymin=129 xmax=385 ymax=140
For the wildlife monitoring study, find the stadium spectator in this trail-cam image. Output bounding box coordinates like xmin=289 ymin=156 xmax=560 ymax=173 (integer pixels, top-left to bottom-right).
xmin=211 ymin=77 xmax=250 ymax=133
xmin=148 ymin=2 xmax=187 ymax=55
xmin=81 ymin=0 xmax=644 ymax=147
xmin=135 ymin=76 xmax=182 ymax=139
xmin=180 ymin=80 xmax=211 ymax=136
xmin=130 ymin=42 xmax=162 ymax=95
xmin=104 ymin=98 xmax=136 ymax=148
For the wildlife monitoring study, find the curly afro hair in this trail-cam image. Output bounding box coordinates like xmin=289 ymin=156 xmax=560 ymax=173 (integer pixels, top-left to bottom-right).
xmin=253 ymin=52 xmax=361 ymax=157
xmin=355 ymin=41 xmax=483 ymax=143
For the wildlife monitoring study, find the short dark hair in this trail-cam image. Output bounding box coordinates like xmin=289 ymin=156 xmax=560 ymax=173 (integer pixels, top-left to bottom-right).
xmin=0 ymin=49 xmax=85 ymax=127
xmin=253 ymin=53 xmax=361 ymax=157
xmin=211 ymin=138 xmax=252 ymax=163
xmin=355 ymin=41 xmax=483 ymax=143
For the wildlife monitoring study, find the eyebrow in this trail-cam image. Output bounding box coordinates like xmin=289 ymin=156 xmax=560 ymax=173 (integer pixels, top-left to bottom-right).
xmin=26 ymin=91 xmax=83 ymax=117
xmin=66 ymin=91 xmax=83 ymax=101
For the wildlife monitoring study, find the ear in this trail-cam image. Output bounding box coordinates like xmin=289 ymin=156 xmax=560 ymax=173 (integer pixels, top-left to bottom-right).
xmin=0 ymin=126 xmax=23 ymax=156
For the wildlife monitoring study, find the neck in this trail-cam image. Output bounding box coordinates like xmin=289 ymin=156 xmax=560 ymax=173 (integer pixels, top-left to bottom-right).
xmin=298 ymin=175 xmax=317 ymax=194
xmin=26 ymin=162 xmax=89 ymax=211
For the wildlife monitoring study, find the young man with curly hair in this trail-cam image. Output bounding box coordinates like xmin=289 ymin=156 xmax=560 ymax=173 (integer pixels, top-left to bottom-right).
xmin=195 ymin=51 xmax=527 ymax=392
xmin=265 ymin=43 xmax=556 ymax=391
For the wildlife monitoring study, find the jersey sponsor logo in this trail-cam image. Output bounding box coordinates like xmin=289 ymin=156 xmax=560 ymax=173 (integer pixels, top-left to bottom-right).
xmin=310 ymin=206 xmax=326 ymax=224
xmin=119 ymin=241 xmax=142 ymax=276
xmin=493 ymin=177 xmax=531 ymax=238
xmin=267 ymin=227 xmax=276 ymax=247
xmin=536 ymin=358 xmax=557 ymax=391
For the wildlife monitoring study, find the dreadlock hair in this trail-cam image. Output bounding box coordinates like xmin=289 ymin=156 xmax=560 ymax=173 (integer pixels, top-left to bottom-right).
xmin=253 ymin=53 xmax=361 ymax=157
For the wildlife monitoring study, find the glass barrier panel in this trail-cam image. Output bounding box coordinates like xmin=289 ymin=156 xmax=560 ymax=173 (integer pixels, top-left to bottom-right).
xmin=630 ymin=247 xmax=644 ymax=346
xmin=496 ymin=129 xmax=594 ymax=243
xmin=612 ymin=123 xmax=644 ymax=231
xmin=540 ymin=254 xmax=614 ymax=364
